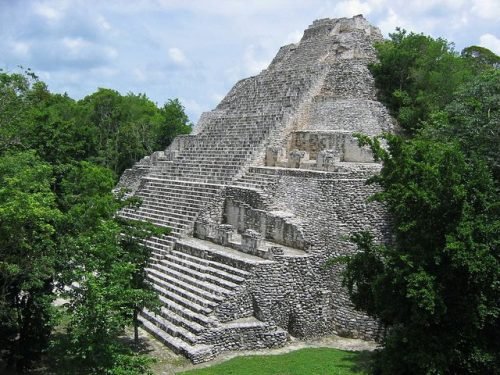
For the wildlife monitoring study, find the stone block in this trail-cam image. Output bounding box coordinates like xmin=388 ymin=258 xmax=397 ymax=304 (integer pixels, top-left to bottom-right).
xmin=151 ymin=151 xmax=164 ymax=163
xmin=194 ymin=222 xmax=211 ymax=240
xmin=164 ymin=150 xmax=178 ymax=161
xmin=343 ymin=137 xmax=374 ymax=162
xmin=317 ymin=149 xmax=341 ymax=170
xmin=241 ymin=229 xmax=263 ymax=255
xmin=265 ymin=147 xmax=280 ymax=167
xmin=287 ymin=149 xmax=307 ymax=168
xmin=215 ymin=224 xmax=234 ymax=246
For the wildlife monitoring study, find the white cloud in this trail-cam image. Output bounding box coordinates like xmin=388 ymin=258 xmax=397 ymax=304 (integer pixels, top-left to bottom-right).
xmin=32 ymin=1 xmax=65 ymax=22
xmin=10 ymin=41 xmax=31 ymax=58
xmin=471 ymin=0 xmax=500 ymax=20
xmin=332 ymin=0 xmax=372 ymax=17
xmin=89 ymin=67 xmax=119 ymax=77
xmin=377 ymin=8 xmax=411 ymax=36
xmin=97 ymin=15 xmax=112 ymax=31
xmin=168 ymin=47 xmax=190 ymax=66
xmin=479 ymin=33 xmax=500 ymax=54
xmin=59 ymin=37 xmax=117 ymax=65
xmin=155 ymin=0 xmax=304 ymax=17
xmin=104 ymin=47 xmax=118 ymax=59
xmin=284 ymin=30 xmax=303 ymax=45
xmin=243 ymin=44 xmax=272 ymax=75
xmin=133 ymin=68 xmax=147 ymax=82
xmin=180 ymin=97 xmax=204 ymax=122
xmin=62 ymin=37 xmax=90 ymax=56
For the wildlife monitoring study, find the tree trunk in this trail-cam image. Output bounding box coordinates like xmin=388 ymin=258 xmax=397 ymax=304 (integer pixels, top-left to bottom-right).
xmin=133 ymin=309 xmax=139 ymax=347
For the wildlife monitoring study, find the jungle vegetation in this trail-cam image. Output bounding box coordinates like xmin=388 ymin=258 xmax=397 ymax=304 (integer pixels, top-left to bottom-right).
xmin=341 ymin=29 xmax=499 ymax=374
xmin=0 ymin=71 xmax=191 ymax=374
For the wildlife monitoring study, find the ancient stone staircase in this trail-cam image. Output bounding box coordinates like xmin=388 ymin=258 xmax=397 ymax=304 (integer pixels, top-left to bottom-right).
xmin=231 ymin=167 xmax=281 ymax=192
xmin=138 ymin=237 xmax=288 ymax=363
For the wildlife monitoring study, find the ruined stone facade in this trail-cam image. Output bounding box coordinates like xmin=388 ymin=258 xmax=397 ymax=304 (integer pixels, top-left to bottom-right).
xmin=117 ymin=15 xmax=395 ymax=363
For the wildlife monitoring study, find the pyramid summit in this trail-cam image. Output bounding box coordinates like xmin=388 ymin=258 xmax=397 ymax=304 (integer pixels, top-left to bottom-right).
xmin=118 ymin=15 xmax=394 ymax=363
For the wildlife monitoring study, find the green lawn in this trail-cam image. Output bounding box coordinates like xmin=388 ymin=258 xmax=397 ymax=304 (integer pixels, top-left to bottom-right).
xmin=178 ymin=348 xmax=371 ymax=375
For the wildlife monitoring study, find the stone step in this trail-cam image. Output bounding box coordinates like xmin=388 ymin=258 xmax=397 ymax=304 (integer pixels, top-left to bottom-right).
xmin=175 ymin=143 xmax=255 ymax=150
xmin=170 ymin=249 xmax=251 ymax=279
xmin=149 ymin=262 xmax=235 ymax=297
xmin=143 ymin=238 xmax=176 ymax=254
xmin=174 ymin=154 xmax=249 ymax=161
xmin=132 ymin=204 xmax=200 ymax=220
xmin=156 ymin=304 xmax=206 ymax=335
xmin=147 ymin=270 xmax=223 ymax=306
xmin=142 ymin=177 xmax=223 ymax=189
xmin=150 ymin=279 xmax=213 ymax=315
xmin=158 ymin=294 xmax=215 ymax=328
xmin=141 ymin=308 xmax=199 ymax=345
xmin=140 ymin=183 xmax=219 ymax=197
xmin=119 ymin=211 xmax=189 ymax=231
xmin=176 ymin=146 xmax=254 ymax=153
xmin=171 ymin=165 xmax=241 ymax=173
xmin=172 ymin=164 xmax=242 ymax=172
xmin=123 ymin=206 xmax=195 ymax=223
xmin=144 ymin=179 xmax=221 ymax=191
xmin=137 ymin=193 xmax=212 ymax=207
xmin=167 ymin=172 xmax=238 ymax=181
xmin=147 ymin=235 xmax=177 ymax=247
xmin=165 ymin=175 xmax=235 ymax=184
xmin=136 ymin=192 xmax=208 ymax=209
xmin=175 ymin=238 xmax=271 ymax=272
xmin=118 ymin=212 xmax=185 ymax=234
xmin=161 ymin=251 xmax=246 ymax=285
xmin=152 ymin=257 xmax=240 ymax=291
xmin=174 ymin=154 xmax=251 ymax=162
xmin=230 ymin=181 xmax=267 ymax=191
xmin=139 ymin=316 xmax=215 ymax=364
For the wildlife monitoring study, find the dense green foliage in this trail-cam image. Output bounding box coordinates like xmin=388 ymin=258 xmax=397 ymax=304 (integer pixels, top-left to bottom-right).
xmin=0 ymin=151 xmax=61 ymax=371
xmin=341 ymin=31 xmax=499 ymax=374
xmin=180 ymin=348 xmax=369 ymax=375
xmin=0 ymin=69 xmax=188 ymax=373
xmin=0 ymin=70 xmax=192 ymax=175
xmin=370 ymin=29 xmax=473 ymax=134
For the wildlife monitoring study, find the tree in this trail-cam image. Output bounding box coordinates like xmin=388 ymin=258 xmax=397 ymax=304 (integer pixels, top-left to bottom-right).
xmin=342 ymin=134 xmax=499 ymax=374
xmin=77 ymin=90 xmax=191 ymax=175
xmin=369 ymin=29 xmax=473 ymax=134
xmin=439 ymin=69 xmax=500 ymax=181
xmin=0 ymin=69 xmax=185 ymax=373
xmin=154 ymin=98 xmax=192 ymax=150
xmin=337 ymin=28 xmax=500 ymax=374
xmin=461 ymin=46 xmax=500 ymax=70
xmin=0 ymin=69 xmax=38 ymax=153
xmin=0 ymin=151 xmax=61 ymax=371
xmin=58 ymin=162 xmax=164 ymax=373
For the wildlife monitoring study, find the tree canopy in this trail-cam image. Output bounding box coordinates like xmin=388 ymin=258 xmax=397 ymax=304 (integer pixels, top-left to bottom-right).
xmin=341 ymin=31 xmax=499 ymax=374
xmin=0 ymin=69 xmax=185 ymax=373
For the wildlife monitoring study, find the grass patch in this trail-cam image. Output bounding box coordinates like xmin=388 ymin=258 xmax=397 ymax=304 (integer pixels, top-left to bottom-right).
xmin=179 ymin=348 xmax=371 ymax=375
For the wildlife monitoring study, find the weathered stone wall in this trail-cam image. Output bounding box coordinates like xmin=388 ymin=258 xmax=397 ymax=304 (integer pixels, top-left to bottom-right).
xmin=288 ymin=130 xmax=374 ymax=162
xmin=209 ymin=169 xmax=390 ymax=340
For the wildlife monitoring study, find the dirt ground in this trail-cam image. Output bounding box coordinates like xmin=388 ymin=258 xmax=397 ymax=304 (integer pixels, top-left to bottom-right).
xmin=132 ymin=328 xmax=378 ymax=375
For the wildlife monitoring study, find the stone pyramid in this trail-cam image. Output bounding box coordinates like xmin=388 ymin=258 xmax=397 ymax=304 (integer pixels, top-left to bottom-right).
xmin=118 ymin=15 xmax=394 ymax=363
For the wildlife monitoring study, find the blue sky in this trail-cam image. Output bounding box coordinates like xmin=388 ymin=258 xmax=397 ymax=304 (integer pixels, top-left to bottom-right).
xmin=1 ymin=0 xmax=499 ymax=123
